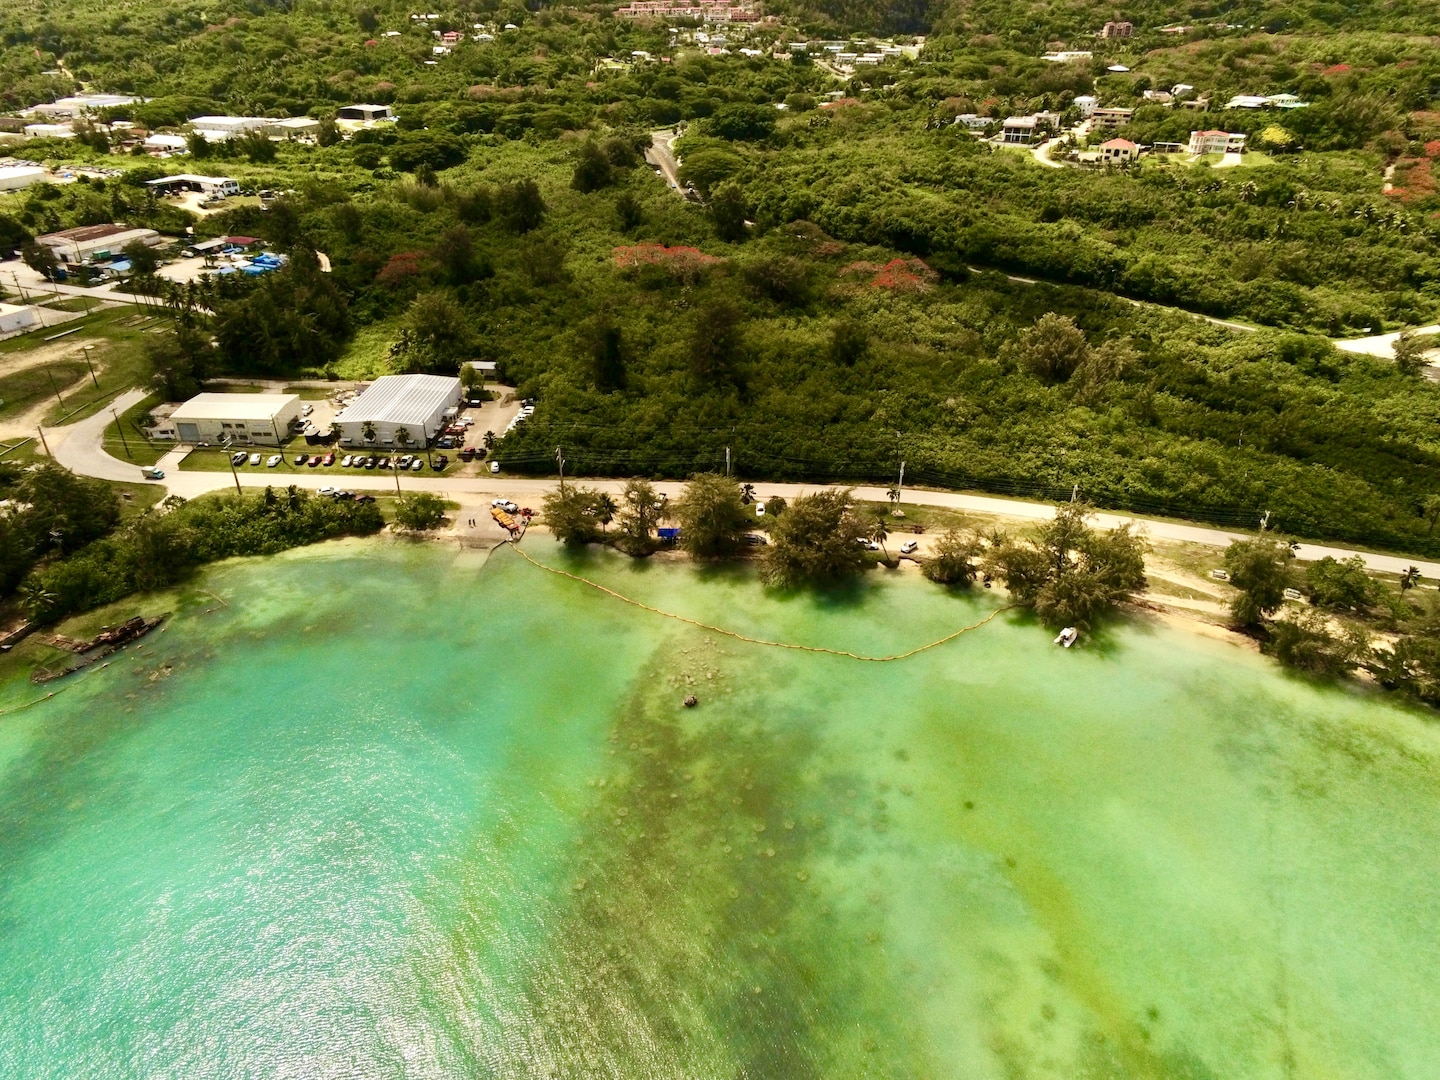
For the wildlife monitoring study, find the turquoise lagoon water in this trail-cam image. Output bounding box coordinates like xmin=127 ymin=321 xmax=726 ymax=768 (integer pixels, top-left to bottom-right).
xmin=1 ymin=538 xmax=1439 ymax=1079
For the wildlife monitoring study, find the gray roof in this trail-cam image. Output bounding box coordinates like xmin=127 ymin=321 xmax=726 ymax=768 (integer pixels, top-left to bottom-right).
xmin=335 ymin=374 xmax=461 ymax=428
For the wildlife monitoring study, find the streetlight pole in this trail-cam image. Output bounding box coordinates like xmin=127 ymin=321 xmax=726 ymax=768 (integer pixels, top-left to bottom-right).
xmin=81 ymin=344 xmax=99 ymax=389
xmin=111 ymin=408 xmax=132 ymax=458
xmin=556 ymin=446 xmax=564 ymax=487
xmin=896 ymin=459 xmax=905 ymax=504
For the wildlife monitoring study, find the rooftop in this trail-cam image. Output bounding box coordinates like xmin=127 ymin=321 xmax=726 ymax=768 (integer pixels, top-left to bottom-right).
xmin=38 ymin=224 xmax=152 ymax=244
xmin=170 ymin=393 xmax=300 ymax=423
xmin=335 ymin=374 xmax=462 ymax=427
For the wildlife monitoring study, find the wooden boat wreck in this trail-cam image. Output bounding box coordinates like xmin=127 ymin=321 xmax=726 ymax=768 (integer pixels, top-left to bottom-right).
xmin=31 ymin=615 xmax=168 ymax=684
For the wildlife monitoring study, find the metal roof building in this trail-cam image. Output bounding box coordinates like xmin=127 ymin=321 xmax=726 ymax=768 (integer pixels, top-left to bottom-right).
xmin=169 ymin=393 xmax=302 ymax=446
xmin=333 ymin=374 xmax=462 ymax=448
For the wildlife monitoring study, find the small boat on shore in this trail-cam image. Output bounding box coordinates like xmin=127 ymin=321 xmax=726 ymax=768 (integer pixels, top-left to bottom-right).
xmin=1054 ymin=627 xmax=1079 ymax=648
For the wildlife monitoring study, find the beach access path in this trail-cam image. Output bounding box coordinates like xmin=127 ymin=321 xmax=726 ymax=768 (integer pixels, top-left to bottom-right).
xmin=41 ymin=387 xmax=1440 ymax=579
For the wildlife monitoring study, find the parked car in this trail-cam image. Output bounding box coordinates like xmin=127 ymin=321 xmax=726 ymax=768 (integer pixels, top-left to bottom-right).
xmin=489 ymin=460 xmax=500 ymax=473
xmin=458 ymin=447 xmax=476 ymax=462
xmin=249 ymin=453 xmax=262 ymax=466
xmin=293 ymin=454 xmax=308 ymax=466
xmin=432 ymin=454 xmax=448 ymax=470
xmin=436 ymin=437 xmax=455 ymax=449
xmin=307 ymin=456 xmax=320 ymax=467
xmin=363 ymin=457 xmax=376 ymax=469
xmin=377 ymin=456 xmax=391 ymax=470
xmin=341 ymin=455 xmax=353 ymax=467
xmin=354 ymin=494 xmax=376 ymax=503
xmin=318 ymin=486 xmax=336 ymax=496
xmin=321 ymin=453 xmax=335 ymax=466
xmin=231 ymin=451 xmax=248 ymax=466
xmin=900 ymin=540 xmax=919 ymax=555
xmin=266 ymin=454 xmax=282 ymax=467
xmin=410 ymin=458 xmax=423 ymax=471
xmin=492 ymin=498 xmax=519 ymax=513
xmin=855 ymin=537 xmax=880 ymax=550
xmin=300 ymin=404 xmax=313 ymax=416
xmin=396 ymin=455 xmax=412 ymax=469
xmin=742 ymin=533 xmax=767 ymax=546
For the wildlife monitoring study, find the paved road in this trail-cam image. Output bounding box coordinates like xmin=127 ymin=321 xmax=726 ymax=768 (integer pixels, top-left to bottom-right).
xmin=42 ymin=388 xmax=1440 ymax=578
xmin=1334 ymin=325 xmax=1440 ymax=359
xmin=646 ymin=129 xmax=684 ymax=193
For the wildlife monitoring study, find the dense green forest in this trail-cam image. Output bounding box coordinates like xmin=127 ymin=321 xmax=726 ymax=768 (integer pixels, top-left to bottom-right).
xmin=3 ymin=0 xmax=1440 ymax=557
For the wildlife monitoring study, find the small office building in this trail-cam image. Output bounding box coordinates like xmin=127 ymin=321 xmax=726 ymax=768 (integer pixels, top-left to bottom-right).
xmin=333 ymin=374 xmax=462 ymax=448
xmin=169 ymin=393 xmax=302 ymax=446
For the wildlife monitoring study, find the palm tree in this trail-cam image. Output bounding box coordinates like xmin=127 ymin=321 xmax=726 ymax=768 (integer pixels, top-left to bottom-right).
xmin=1401 ymin=566 xmax=1422 ymax=591
xmin=870 ymin=513 xmax=890 ymax=559
xmin=886 ymin=486 xmax=901 ymax=506
xmin=740 ymin=483 xmax=755 ymax=505
xmin=19 ymin=582 xmax=56 ymax=621
xmin=482 ymin=430 xmax=496 ymax=451
xmin=362 ymin=420 xmax=377 ymax=445
xmin=393 ymin=426 xmax=414 ymax=455
xmin=596 ymin=493 xmax=618 ymax=532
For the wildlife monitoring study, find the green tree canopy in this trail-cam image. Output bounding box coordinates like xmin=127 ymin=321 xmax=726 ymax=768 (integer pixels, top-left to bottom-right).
xmin=675 ymin=473 xmax=748 ymax=559
xmin=761 ymin=488 xmax=868 ymax=588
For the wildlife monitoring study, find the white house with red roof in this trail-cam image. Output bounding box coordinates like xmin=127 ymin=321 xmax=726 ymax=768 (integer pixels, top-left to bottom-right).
xmin=1099 ymin=138 xmax=1140 ymax=163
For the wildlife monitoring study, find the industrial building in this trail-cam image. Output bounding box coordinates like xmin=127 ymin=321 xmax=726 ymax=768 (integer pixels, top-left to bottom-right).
xmin=337 ymin=104 xmax=393 ymax=122
xmin=0 ymin=303 xmax=40 ymax=336
xmin=188 ymin=115 xmax=270 ymax=141
xmin=0 ymin=165 xmax=47 ymax=192
xmin=27 ymin=94 xmax=143 ymax=118
xmin=145 ymin=174 xmax=240 ymax=197
xmin=169 ymin=393 xmax=302 ymax=446
xmin=37 ymin=224 xmax=162 ymax=265
xmin=333 ymin=374 xmax=462 ymax=448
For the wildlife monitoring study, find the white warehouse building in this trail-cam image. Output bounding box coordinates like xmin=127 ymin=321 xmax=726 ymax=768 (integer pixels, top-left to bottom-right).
xmin=0 ymin=303 xmax=41 ymax=336
xmin=170 ymin=393 xmax=302 ymax=446
xmin=334 ymin=374 xmax=462 ymax=448
xmin=188 ymin=115 xmax=271 ymax=141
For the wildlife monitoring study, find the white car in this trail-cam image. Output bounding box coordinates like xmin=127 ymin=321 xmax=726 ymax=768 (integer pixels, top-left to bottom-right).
xmin=489 ymin=460 xmax=500 ymax=474
xmin=492 ymin=498 xmax=519 ymax=513
xmin=900 ymin=540 xmax=919 ymax=555
xmin=410 ymin=458 xmax=423 ymax=471
xmin=754 ymin=502 xmax=766 ymax=516
xmin=266 ymin=454 xmax=282 ymax=467
xmin=248 ymin=453 xmax=262 ymax=466
xmin=318 ymin=486 xmax=335 ymax=496
xmin=341 ymin=455 xmax=353 ymax=467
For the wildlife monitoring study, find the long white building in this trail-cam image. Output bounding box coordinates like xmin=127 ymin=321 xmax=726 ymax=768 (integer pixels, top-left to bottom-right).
xmin=170 ymin=393 xmax=302 ymax=446
xmin=334 ymin=374 xmax=462 ymax=448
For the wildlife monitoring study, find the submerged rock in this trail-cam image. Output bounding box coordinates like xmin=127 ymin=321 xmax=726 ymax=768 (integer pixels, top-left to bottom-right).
xmin=684 ymin=694 xmax=698 ymax=708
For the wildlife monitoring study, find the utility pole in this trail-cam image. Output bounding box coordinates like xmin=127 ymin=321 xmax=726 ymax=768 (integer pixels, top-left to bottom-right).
xmin=393 ymin=457 xmax=402 ymax=499
xmin=36 ymin=426 xmax=51 ymax=457
xmin=897 ymin=460 xmax=905 ymax=503
xmin=556 ymin=446 xmax=564 ymax=486
xmin=81 ymin=344 xmax=99 ymax=389
xmin=43 ymin=363 xmax=64 ymax=407
xmin=725 ymin=446 xmax=731 ymax=477
xmin=221 ymin=435 xmax=240 ymax=494
xmin=1071 ymin=483 xmax=1079 ymax=503
xmin=111 ymin=409 xmax=132 ymax=458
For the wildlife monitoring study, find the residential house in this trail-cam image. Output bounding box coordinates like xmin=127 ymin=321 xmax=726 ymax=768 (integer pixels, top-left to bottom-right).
xmin=1101 ymin=21 xmax=1134 ymax=37
xmin=1090 ymin=106 xmax=1134 ymax=130
xmin=1188 ymin=129 xmax=1246 ymax=155
xmin=1098 ymin=138 xmax=1140 ymax=163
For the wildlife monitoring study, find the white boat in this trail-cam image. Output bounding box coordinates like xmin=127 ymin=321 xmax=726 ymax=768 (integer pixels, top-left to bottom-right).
xmin=1054 ymin=627 xmax=1079 ymax=648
